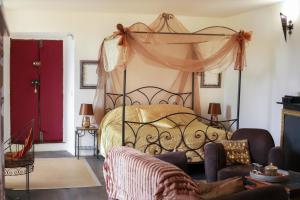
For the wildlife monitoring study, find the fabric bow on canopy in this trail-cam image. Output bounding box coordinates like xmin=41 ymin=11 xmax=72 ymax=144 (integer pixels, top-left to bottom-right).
xmin=94 ymin=13 xmax=252 ymax=124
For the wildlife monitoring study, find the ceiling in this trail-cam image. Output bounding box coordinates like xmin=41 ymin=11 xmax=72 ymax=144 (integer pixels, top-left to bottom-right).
xmin=3 ymin=0 xmax=284 ymax=17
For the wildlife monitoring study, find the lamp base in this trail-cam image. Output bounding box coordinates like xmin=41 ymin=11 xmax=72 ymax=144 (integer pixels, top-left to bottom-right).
xmin=82 ymin=116 xmax=91 ymax=128
xmin=210 ymin=115 xmax=219 ymax=126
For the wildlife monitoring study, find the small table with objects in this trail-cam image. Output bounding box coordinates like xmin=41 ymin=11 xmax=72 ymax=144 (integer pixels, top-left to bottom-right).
xmin=75 ymin=126 xmax=99 ymax=159
xmin=245 ymin=171 xmax=300 ymax=200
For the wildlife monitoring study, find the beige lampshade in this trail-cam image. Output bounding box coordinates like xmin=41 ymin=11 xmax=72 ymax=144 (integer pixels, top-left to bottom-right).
xmin=79 ymin=104 xmax=94 ymax=115
xmin=208 ymin=103 xmax=221 ymax=115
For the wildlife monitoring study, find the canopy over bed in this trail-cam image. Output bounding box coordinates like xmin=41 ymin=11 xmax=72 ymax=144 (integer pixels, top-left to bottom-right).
xmin=94 ymin=13 xmax=252 ymax=125
xmin=94 ymin=13 xmax=252 ymax=161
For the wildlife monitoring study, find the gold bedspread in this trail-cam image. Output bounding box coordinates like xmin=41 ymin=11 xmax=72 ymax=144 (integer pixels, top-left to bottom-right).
xmin=99 ymin=104 xmax=231 ymax=162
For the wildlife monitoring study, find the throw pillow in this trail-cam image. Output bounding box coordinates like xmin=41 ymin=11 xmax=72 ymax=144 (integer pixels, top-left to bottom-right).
xmin=220 ymin=139 xmax=251 ymax=165
xmin=138 ymin=108 xmax=177 ymax=128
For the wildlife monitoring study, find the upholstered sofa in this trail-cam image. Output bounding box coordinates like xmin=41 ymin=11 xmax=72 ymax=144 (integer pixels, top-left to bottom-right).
xmin=104 ymin=146 xmax=287 ymax=200
xmin=204 ymin=128 xmax=284 ymax=182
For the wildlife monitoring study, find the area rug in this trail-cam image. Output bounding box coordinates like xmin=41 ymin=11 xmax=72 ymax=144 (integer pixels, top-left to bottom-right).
xmin=5 ymin=157 xmax=102 ymax=190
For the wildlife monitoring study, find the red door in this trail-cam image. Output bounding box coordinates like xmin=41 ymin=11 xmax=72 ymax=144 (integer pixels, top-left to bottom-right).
xmin=10 ymin=39 xmax=63 ymax=143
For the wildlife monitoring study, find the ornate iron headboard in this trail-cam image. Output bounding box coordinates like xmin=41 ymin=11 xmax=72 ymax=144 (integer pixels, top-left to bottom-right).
xmin=105 ymin=86 xmax=193 ymax=113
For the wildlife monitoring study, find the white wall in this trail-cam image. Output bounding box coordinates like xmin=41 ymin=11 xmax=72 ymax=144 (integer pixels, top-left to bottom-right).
xmin=3 ymin=9 xmax=224 ymax=154
xmin=223 ymin=2 xmax=300 ymax=145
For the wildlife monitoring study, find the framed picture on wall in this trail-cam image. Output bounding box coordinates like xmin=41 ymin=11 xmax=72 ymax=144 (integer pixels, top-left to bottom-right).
xmin=200 ymin=71 xmax=222 ymax=88
xmin=80 ymin=60 xmax=98 ymax=89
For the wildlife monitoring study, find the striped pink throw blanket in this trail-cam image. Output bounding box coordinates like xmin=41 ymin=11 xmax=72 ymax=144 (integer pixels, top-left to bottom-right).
xmin=103 ymin=147 xmax=202 ymax=200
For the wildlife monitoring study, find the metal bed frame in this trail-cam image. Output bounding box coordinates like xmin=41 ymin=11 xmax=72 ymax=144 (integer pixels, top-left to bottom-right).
xmin=105 ymin=70 xmax=242 ymax=162
xmin=103 ymin=20 xmax=243 ymax=161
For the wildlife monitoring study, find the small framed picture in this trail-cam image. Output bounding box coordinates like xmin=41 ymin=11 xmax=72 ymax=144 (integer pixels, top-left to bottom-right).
xmin=200 ymin=71 xmax=222 ymax=88
xmin=80 ymin=60 xmax=98 ymax=89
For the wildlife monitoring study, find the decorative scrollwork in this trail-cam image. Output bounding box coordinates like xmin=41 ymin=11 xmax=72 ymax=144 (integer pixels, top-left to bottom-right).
xmin=104 ymin=85 xmax=238 ymax=162
xmin=123 ymin=113 xmax=237 ymax=163
xmin=105 ymin=86 xmax=192 ymax=112
xmin=5 ymin=164 xmax=34 ymax=176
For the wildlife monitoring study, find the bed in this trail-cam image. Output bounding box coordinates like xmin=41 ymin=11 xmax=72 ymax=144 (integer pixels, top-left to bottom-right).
xmin=98 ymin=86 xmax=236 ymax=162
xmin=94 ymin=13 xmax=251 ymax=163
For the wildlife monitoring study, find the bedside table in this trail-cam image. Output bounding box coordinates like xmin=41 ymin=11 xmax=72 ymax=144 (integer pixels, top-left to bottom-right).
xmin=75 ymin=126 xmax=99 ymax=159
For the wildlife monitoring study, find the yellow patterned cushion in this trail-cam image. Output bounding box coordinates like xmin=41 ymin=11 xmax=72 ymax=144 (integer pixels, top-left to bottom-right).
xmin=221 ymin=139 xmax=251 ymax=165
xmin=138 ymin=108 xmax=177 ymax=128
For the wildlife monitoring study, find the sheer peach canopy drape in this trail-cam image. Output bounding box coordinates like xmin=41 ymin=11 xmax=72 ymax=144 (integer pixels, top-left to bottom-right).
xmin=94 ymin=13 xmax=252 ymax=124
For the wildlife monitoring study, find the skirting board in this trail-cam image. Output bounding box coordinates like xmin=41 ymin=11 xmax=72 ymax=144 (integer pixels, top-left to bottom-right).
xmin=34 ymin=143 xmax=97 ymax=156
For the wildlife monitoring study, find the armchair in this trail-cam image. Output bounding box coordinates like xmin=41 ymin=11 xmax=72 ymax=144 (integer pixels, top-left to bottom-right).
xmin=204 ymin=128 xmax=284 ymax=182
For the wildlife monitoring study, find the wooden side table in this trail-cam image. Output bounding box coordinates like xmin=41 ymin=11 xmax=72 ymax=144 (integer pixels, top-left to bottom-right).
xmin=75 ymin=126 xmax=99 ymax=159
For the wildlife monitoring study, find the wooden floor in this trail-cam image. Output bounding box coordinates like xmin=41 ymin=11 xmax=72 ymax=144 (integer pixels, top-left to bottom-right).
xmin=5 ymin=151 xmax=205 ymax=200
xmin=5 ymin=151 xmax=107 ymax=200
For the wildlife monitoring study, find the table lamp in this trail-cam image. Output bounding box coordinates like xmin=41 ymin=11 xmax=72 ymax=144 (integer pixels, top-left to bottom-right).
xmin=79 ymin=104 xmax=94 ymax=128
xmin=208 ymin=103 xmax=221 ymax=126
